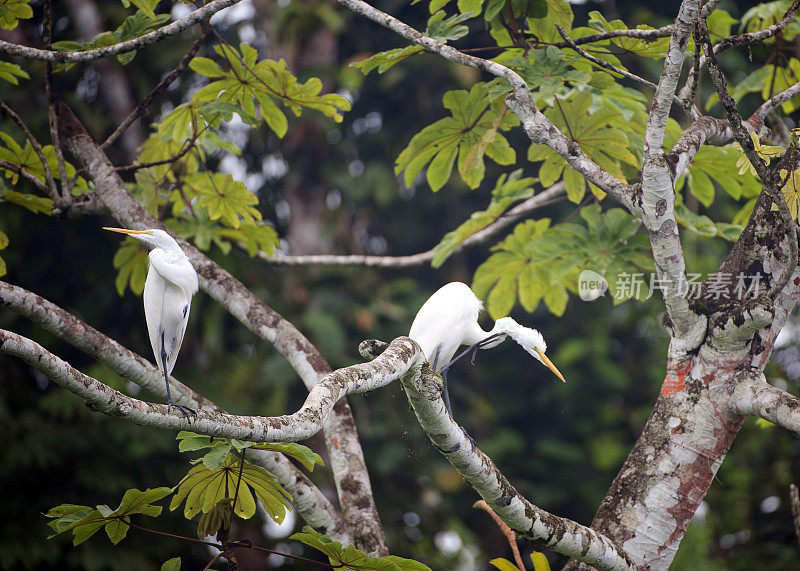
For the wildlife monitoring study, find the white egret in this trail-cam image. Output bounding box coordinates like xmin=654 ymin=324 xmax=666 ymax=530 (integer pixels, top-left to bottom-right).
xmin=105 ymin=227 xmax=199 ymax=419
xmin=408 ymin=282 xmax=564 ymax=413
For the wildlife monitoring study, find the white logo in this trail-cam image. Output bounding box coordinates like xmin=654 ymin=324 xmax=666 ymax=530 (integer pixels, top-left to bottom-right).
xmin=578 ymin=270 xmax=608 ymax=301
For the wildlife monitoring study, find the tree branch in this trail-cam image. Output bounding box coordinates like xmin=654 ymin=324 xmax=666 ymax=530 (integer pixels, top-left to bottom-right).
xmin=260 ymin=182 xmax=565 ymax=267
xmin=357 ymin=341 xmax=634 ymax=571
xmin=1 ymin=330 xmax=422 ymax=442
xmin=0 ymin=0 xmax=240 ymax=63
xmin=0 ymin=281 xmax=343 ymax=536
xmin=728 ymin=373 xmax=800 ymax=434
xmin=639 ymin=0 xmax=706 ymax=344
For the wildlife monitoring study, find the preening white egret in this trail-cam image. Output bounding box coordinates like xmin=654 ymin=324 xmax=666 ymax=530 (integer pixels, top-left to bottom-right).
xmin=408 ymin=282 xmax=564 ymax=413
xmin=104 ymin=228 xmax=199 ymax=419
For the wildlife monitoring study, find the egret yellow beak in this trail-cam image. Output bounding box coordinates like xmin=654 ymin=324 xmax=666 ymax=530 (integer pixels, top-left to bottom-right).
xmin=103 ymin=227 xmax=152 ymax=236
xmin=535 ymin=348 xmax=565 ymax=383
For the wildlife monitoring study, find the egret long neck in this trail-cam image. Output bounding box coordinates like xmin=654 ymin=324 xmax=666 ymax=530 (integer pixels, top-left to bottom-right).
xmin=463 ymin=319 xmax=507 ymax=349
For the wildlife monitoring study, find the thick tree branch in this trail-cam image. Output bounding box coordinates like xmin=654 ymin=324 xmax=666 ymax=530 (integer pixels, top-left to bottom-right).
xmin=1 ymin=330 xmax=421 ymax=442
xmin=58 ymin=105 xmax=386 ymax=554
xmin=729 ymin=373 xmax=800 ymax=434
xmin=0 ymin=0 xmax=240 ymax=63
xmin=0 ymin=281 xmax=343 ymax=536
xmin=261 ymin=182 xmax=565 ymax=267
xmin=640 ymin=0 xmax=705 ymax=345
xmin=358 ymin=341 xmax=634 ymax=571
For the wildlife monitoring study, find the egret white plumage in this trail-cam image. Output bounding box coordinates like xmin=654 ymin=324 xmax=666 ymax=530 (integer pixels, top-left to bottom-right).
xmin=105 ymin=227 xmax=199 ymax=419
xmin=408 ymin=282 xmax=564 ymax=413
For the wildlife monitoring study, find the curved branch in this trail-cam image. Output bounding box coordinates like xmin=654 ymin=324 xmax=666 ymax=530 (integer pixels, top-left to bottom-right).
xmin=0 ymin=0 xmax=240 ymax=63
xmin=358 ymin=341 xmax=633 ymax=571
xmin=261 ymin=182 xmax=566 ymax=267
xmin=0 ymin=281 xmax=342 ymax=535
xmin=1 ymin=330 xmax=422 ymax=442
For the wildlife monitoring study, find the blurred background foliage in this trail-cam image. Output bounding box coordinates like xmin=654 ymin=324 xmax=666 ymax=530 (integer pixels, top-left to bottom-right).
xmin=1 ymin=0 xmax=799 ymax=569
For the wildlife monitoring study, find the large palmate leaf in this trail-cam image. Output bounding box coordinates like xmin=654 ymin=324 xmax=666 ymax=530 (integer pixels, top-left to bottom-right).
xmin=190 ymin=43 xmax=350 ymax=137
xmin=473 ymin=205 xmax=652 ymax=317
xmin=528 ymin=91 xmax=637 ymax=202
xmin=170 ymin=455 xmax=292 ymax=522
xmin=176 ymin=432 xmax=324 ymax=472
xmin=396 ymin=83 xmax=518 ymax=191
xmin=0 ymin=133 xmax=90 ymax=195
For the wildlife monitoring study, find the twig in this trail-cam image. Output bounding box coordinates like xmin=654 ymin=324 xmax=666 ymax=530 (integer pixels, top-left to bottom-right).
xmin=259 ymin=183 xmax=566 ymax=267
xmin=44 ymin=0 xmax=71 ymax=203
xmin=474 ymin=500 xmax=526 ymax=571
xmin=555 ymin=25 xmax=665 ymax=96
xmin=0 ymin=102 xmax=59 ymax=201
xmin=101 ymin=29 xmax=208 ymax=151
xmin=0 ymin=159 xmax=50 ymax=193
xmin=0 ymin=0 xmax=240 ymax=63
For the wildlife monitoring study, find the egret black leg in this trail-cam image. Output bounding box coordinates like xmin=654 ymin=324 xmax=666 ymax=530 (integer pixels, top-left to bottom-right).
xmin=161 ymin=331 xmax=196 ymax=423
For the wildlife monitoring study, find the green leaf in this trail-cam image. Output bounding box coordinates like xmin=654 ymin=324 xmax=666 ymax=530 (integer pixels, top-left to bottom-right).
xmin=112 ymin=239 xmax=149 ymax=296
xmin=587 ymin=11 xmax=670 ymax=58
xmin=531 ymin=551 xmax=552 ymax=571
xmin=291 ymin=526 xmax=431 ymax=570
xmin=490 ymin=559 xmax=520 ymax=571
xmin=528 ymin=92 xmax=636 ymax=199
xmin=203 ymin=441 xmax=233 ymax=471
xmin=251 ymin=442 xmax=325 ymax=471
xmin=0 ymin=0 xmax=32 ymax=30
xmin=171 ymin=455 xmax=292 ymax=522
xmin=396 ymin=83 xmax=518 ymax=191
xmin=1 ymin=189 xmax=53 ymax=213
xmin=0 ymin=60 xmax=29 ymax=84
xmin=183 ymin=172 xmax=260 ymax=229
xmin=189 ymin=56 xmax=225 ymax=78
xmin=473 ymin=205 xmax=651 ymax=316
xmin=161 ymin=558 xmax=181 ymax=571
xmin=191 ymin=44 xmax=350 ymax=133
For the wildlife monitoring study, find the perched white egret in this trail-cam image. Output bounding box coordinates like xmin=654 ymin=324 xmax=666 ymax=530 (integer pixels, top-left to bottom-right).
xmin=104 ymin=227 xmax=199 ymax=419
xmin=408 ymin=282 xmax=564 ymax=413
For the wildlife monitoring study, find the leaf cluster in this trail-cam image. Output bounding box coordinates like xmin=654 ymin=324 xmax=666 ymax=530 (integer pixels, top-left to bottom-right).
xmin=473 ymin=205 xmax=652 ymax=318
